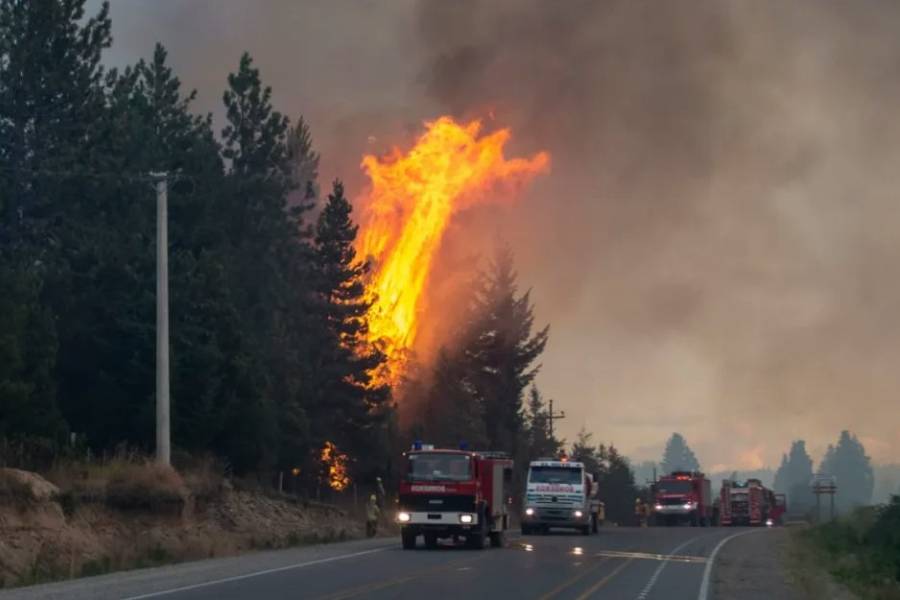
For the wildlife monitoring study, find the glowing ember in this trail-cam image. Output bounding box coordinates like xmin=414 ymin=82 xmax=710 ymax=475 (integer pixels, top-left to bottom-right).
xmin=320 ymin=441 xmax=351 ymax=492
xmin=357 ymin=116 xmax=549 ymax=380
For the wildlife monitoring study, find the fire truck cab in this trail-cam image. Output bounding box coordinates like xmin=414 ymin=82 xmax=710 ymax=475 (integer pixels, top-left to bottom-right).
xmin=652 ymin=471 xmax=713 ymax=526
xmin=396 ymin=444 xmax=514 ymax=550
xmin=521 ymin=458 xmax=601 ymax=535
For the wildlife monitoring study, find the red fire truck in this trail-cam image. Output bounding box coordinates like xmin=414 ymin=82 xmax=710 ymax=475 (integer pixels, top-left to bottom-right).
xmin=719 ymin=478 xmax=787 ymax=526
xmin=652 ymin=471 xmax=714 ymax=526
xmin=396 ymin=444 xmax=514 ymax=550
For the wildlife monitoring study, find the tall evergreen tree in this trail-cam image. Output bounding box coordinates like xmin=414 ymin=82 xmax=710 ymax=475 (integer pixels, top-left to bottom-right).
xmin=819 ymin=430 xmax=874 ymax=513
xmin=660 ymin=433 xmax=701 ymax=473
xmin=423 ymin=348 xmax=487 ymax=450
xmin=570 ymin=429 xmax=603 ymax=476
xmin=309 ymin=180 xmax=389 ymax=475
xmin=773 ymin=453 xmax=790 ymax=494
xmin=599 ymin=445 xmax=638 ymax=525
xmin=523 ymin=387 xmax=561 ymax=461
xmin=773 ymin=440 xmax=815 ymax=512
xmin=463 ymin=246 xmax=548 ymax=455
xmin=0 ymin=0 xmax=111 ymax=238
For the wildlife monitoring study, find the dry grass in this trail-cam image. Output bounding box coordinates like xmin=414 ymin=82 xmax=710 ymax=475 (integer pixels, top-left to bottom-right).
xmin=179 ymin=455 xmax=226 ymax=506
xmin=45 ymin=453 xmax=188 ymax=514
xmin=105 ymin=462 xmax=187 ymax=512
xmin=0 ymin=469 xmax=35 ymax=505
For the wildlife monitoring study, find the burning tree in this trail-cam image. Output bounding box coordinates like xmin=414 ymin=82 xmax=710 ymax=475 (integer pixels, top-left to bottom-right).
xmin=320 ymin=441 xmax=351 ymax=492
xmin=356 ymin=116 xmax=549 ymax=384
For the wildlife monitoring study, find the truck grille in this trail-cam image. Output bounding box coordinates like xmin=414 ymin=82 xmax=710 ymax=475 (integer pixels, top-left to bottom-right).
xmin=661 ymin=497 xmax=687 ymax=506
xmin=538 ymin=508 xmax=573 ymax=521
xmin=399 ymin=494 xmax=475 ymax=512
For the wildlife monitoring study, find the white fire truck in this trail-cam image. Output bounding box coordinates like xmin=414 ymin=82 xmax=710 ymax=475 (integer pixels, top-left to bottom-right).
xmin=521 ymin=457 xmax=601 ymax=535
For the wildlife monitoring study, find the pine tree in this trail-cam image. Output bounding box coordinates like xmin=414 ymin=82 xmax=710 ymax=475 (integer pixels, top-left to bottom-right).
xmin=463 ymin=246 xmax=548 ymax=455
xmin=310 ymin=180 xmax=389 ymax=475
xmin=523 ymin=387 xmax=561 ymax=461
xmin=599 ymin=445 xmax=638 ymax=525
xmin=774 ymin=440 xmax=814 ymax=512
xmin=660 ymin=433 xmax=701 ymax=473
xmin=819 ymin=430 xmax=874 ymax=513
xmin=773 ymin=453 xmax=790 ymax=493
xmin=424 ymin=348 xmax=487 ymax=450
xmin=571 ymin=429 xmax=603 ymax=476
xmin=0 ymin=263 xmax=64 ymax=441
xmin=0 ymin=0 xmax=111 ymax=237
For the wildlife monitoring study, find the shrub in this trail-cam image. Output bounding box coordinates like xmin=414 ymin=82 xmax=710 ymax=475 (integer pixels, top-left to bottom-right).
xmin=105 ymin=462 xmax=187 ymax=513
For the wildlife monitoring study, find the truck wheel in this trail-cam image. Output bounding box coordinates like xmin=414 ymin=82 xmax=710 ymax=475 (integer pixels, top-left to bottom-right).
xmin=521 ymin=524 xmax=532 ymax=535
xmin=591 ymin=514 xmax=599 ymax=534
xmin=401 ymin=528 xmax=416 ymax=550
xmin=489 ymin=530 xmax=504 ymax=548
xmin=467 ymin=519 xmax=487 ymax=549
xmin=424 ymin=532 xmax=438 ymax=549
xmin=580 ymin=525 xmax=590 ymax=536
xmin=690 ymin=512 xmax=699 ymax=527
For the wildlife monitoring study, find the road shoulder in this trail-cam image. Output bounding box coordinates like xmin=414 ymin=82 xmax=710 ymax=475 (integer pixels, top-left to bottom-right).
xmin=711 ymin=528 xmax=802 ymax=600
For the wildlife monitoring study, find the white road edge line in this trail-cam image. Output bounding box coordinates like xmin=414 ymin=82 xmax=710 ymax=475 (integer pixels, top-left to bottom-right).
xmin=697 ymin=529 xmax=763 ymax=600
xmin=636 ymin=532 xmax=715 ymax=600
xmin=121 ymin=545 xmax=393 ymax=600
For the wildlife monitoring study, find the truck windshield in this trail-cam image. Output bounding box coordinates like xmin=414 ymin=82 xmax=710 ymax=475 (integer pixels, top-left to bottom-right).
xmin=407 ymin=453 xmax=472 ymax=481
xmin=529 ymin=467 xmax=582 ymax=485
xmin=657 ymin=480 xmax=692 ymax=494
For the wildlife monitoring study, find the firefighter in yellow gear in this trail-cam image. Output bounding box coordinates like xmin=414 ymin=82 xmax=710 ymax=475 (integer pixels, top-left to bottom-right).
xmin=635 ymin=498 xmax=650 ymax=527
xmin=366 ymin=494 xmax=380 ymax=537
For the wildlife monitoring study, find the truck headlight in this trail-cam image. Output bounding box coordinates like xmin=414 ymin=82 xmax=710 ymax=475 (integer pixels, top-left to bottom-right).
xmin=397 ymin=511 xmax=411 ymax=523
xmin=683 ymin=502 xmax=696 ymax=510
xmin=459 ymin=514 xmax=474 ymax=524
xmin=525 ymin=507 xmax=535 ymax=516
xmin=573 ymin=510 xmax=584 ymax=518
xmin=654 ymin=504 xmax=663 ymax=511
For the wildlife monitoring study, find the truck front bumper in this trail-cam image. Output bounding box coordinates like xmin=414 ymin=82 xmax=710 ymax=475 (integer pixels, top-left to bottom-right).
xmin=522 ymin=506 xmax=590 ymax=528
xmin=396 ymin=510 xmax=479 ymax=527
xmin=653 ymin=506 xmax=694 ymax=516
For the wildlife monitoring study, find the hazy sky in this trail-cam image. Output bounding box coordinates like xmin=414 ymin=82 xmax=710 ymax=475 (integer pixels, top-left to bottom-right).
xmin=90 ymin=0 xmax=900 ymax=470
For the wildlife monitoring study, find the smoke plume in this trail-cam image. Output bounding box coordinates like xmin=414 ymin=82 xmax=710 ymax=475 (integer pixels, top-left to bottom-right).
xmin=94 ymin=0 xmax=900 ymax=469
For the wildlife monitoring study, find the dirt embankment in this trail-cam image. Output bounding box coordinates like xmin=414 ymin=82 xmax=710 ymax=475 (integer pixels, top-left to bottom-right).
xmin=0 ymin=466 xmax=363 ymax=588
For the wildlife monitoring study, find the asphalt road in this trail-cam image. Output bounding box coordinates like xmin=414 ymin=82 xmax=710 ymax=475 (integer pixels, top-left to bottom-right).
xmin=0 ymin=527 xmax=771 ymax=600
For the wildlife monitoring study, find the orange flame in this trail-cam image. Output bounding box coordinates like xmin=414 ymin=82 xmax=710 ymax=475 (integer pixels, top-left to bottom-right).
xmin=320 ymin=441 xmax=351 ymax=492
xmin=357 ymin=116 xmax=549 ymax=380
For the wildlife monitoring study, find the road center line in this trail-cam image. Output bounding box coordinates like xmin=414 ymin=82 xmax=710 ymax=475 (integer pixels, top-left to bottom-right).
xmin=120 ymin=545 xmax=394 ymax=600
xmin=635 ymin=532 xmax=717 ymax=600
xmin=537 ymin=558 xmax=611 ymax=600
xmin=697 ymin=529 xmax=764 ymax=600
xmin=573 ymin=558 xmax=634 ymax=600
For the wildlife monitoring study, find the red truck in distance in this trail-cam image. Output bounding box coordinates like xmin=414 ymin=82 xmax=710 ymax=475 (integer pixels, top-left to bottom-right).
xmin=396 ymin=444 xmax=514 ymax=549
xmin=652 ymin=471 xmax=714 ymax=526
xmin=719 ymin=478 xmax=787 ymax=526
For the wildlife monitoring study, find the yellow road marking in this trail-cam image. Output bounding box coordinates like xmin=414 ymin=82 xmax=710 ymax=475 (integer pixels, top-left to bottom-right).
xmin=594 ymin=550 xmax=706 ymax=564
xmin=312 ymin=554 xmax=480 ymax=600
xmin=573 ymin=558 xmax=634 ymax=600
xmin=536 ymin=558 xmax=610 ymax=600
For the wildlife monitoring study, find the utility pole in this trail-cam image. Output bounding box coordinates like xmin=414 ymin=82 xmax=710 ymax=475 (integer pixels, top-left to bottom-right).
xmin=548 ymin=399 xmax=566 ymax=440
xmin=153 ymin=173 xmax=171 ymax=466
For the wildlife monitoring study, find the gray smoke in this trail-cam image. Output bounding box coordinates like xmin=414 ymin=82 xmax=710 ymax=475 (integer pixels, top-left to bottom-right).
xmin=94 ymin=0 xmax=900 ymax=469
